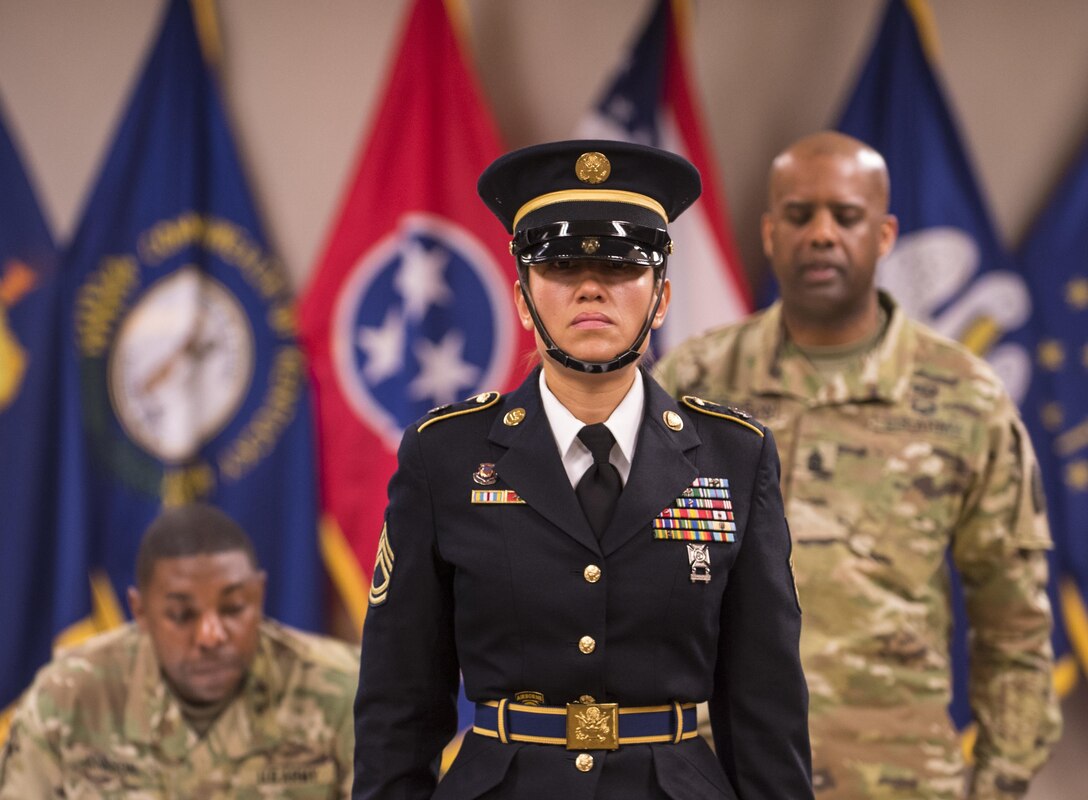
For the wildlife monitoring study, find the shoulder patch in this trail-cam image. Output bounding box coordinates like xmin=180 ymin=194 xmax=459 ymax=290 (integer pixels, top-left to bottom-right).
xmin=417 ymin=391 xmax=501 ymax=432
xmin=680 ymin=395 xmax=764 ymax=437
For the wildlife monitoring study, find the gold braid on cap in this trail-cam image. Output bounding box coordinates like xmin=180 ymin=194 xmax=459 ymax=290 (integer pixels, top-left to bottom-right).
xmin=512 ymin=189 xmax=668 ymax=232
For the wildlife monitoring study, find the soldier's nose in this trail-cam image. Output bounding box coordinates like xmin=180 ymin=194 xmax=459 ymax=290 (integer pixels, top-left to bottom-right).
xmin=807 ymin=209 xmax=837 ymax=247
xmin=195 ymin=612 xmax=227 ymax=648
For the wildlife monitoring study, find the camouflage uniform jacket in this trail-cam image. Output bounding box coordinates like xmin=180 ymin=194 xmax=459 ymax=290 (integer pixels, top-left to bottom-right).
xmin=0 ymin=619 xmax=359 ymax=799
xmin=654 ymin=292 xmax=1061 ymax=800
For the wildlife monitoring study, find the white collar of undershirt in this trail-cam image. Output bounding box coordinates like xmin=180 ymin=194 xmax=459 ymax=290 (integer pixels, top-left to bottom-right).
xmin=538 ymin=369 xmax=645 ymax=488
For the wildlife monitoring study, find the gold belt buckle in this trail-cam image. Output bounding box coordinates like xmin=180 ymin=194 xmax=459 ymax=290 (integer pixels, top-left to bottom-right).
xmin=565 ymin=702 xmax=619 ymax=750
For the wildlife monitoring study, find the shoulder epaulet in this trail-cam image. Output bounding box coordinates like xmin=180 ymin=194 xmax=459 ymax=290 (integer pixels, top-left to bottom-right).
xmin=417 ymin=391 xmax=502 ymax=433
xmin=680 ymin=395 xmax=764 ymax=437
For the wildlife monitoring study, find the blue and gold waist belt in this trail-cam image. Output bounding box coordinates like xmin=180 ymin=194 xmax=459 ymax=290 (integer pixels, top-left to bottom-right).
xmin=473 ymin=699 xmax=698 ymax=751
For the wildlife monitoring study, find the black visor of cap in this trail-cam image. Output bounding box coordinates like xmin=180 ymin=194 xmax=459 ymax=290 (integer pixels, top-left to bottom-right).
xmin=512 ymin=201 xmax=669 ymax=266
xmin=513 ymin=221 xmax=670 ymax=267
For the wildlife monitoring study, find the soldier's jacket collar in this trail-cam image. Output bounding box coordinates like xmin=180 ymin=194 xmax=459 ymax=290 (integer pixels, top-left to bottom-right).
xmin=751 ymin=291 xmax=914 ymax=405
xmin=488 ymin=367 xmax=700 ymax=556
xmin=125 ymin=621 xmax=285 ymax=759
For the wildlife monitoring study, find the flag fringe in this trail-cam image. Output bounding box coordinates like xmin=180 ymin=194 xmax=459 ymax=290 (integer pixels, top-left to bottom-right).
xmin=319 ymin=514 xmax=369 ymax=635
xmin=1061 ymin=578 xmax=1088 ymax=679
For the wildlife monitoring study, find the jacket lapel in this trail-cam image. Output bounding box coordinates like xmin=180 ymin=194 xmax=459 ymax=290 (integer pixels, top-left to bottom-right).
xmin=600 ymin=372 xmax=700 ymax=556
xmin=489 ymin=370 xmax=601 ymax=554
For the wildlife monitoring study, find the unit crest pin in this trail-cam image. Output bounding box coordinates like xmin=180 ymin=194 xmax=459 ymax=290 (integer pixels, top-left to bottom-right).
xmin=473 ymin=463 xmax=498 ymax=486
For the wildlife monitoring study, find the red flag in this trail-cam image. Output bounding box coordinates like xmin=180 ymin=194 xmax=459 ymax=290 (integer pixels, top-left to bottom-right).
xmin=299 ymin=0 xmax=532 ymax=629
xmin=577 ymin=0 xmax=751 ymax=350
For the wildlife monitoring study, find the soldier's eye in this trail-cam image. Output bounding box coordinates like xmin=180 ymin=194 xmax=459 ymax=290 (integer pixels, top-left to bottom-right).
xmin=835 ymin=208 xmax=863 ymax=227
xmin=784 ymin=207 xmax=812 ymax=226
xmin=220 ymin=604 xmax=245 ymax=617
xmin=168 ymin=609 xmax=196 ymax=625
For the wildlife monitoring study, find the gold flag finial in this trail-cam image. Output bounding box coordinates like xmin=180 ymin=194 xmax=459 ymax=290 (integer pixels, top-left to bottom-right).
xmin=904 ymin=0 xmax=942 ymax=65
xmin=190 ymin=0 xmax=223 ymax=69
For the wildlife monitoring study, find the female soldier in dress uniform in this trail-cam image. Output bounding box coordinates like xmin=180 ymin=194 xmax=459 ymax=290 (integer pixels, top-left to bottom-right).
xmin=353 ymin=140 xmax=812 ymax=800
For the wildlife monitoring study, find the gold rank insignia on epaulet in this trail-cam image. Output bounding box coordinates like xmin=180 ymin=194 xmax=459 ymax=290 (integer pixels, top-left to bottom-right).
xmin=680 ymin=395 xmax=764 ymax=438
xmin=417 ymin=391 xmax=502 ymax=433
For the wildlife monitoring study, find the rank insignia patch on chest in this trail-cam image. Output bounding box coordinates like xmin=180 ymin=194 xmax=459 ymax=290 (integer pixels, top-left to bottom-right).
xmin=653 ymin=477 xmax=736 ymax=541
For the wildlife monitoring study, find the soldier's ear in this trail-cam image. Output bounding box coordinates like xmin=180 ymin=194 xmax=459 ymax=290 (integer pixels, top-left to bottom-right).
xmin=878 ymin=214 xmax=899 ymax=258
xmin=760 ymin=212 xmax=775 ymax=260
xmin=513 ymin=281 xmax=534 ymax=332
xmin=253 ymin=570 xmax=268 ymax=611
xmin=651 ymin=279 xmax=671 ymax=329
xmin=128 ymin=586 xmax=146 ymax=629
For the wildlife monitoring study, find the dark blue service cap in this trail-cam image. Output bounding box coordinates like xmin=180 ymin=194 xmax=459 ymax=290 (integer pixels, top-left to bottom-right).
xmin=477 ymin=140 xmax=701 ymax=267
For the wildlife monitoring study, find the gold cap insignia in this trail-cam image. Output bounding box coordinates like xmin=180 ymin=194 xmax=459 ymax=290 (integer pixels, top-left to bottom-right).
xmin=581 ymin=238 xmax=600 ymax=255
xmin=503 ymin=407 xmax=526 ymax=426
xmin=665 ymin=240 xmax=674 ymax=255
xmin=663 ymin=410 xmax=684 ymax=431
xmin=575 ymin=152 xmax=611 ymax=184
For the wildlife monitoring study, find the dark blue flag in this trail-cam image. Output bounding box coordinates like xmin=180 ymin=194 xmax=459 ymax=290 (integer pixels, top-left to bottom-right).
xmin=60 ymin=0 xmax=321 ymax=630
xmin=837 ymin=0 xmax=1041 ymax=730
xmin=1018 ymin=139 xmax=1088 ymax=681
xmin=0 ymin=100 xmax=85 ymax=720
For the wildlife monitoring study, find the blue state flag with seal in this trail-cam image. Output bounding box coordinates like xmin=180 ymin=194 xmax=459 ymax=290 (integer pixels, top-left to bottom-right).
xmin=1018 ymin=135 xmax=1088 ymax=683
xmin=836 ymin=0 xmax=1044 ymax=731
xmin=0 ymin=98 xmax=88 ymax=728
xmin=59 ymin=0 xmax=321 ymax=631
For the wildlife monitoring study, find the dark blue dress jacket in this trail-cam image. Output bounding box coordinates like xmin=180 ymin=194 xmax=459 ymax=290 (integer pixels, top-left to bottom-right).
xmin=353 ymin=368 xmax=812 ymax=799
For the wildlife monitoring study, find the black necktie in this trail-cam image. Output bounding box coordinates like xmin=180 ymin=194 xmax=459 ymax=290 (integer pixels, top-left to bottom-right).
xmin=576 ymin=423 xmax=622 ymax=539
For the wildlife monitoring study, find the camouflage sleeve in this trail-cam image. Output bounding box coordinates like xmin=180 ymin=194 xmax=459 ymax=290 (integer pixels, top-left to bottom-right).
xmin=951 ymin=397 xmax=1062 ymax=800
xmin=651 ymin=349 xmax=682 ymax=396
xmin=0 ymin=686 xmax=65 ymax=798
xmin=335 ymin=694 xmax=354 ymax=799
xmin=652 ymin=332 xmax=734 ymax=402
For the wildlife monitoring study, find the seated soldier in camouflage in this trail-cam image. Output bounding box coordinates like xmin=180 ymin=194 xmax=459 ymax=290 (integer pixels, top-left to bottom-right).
xmin=0 ymin=503 xmax=358 ymax=799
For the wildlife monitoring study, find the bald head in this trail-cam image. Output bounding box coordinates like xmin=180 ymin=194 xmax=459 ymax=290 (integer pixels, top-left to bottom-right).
xmin=768 ymin=131 xmax=890 ymax=213
xmin=760 ymin=130 xmax=898 ymax=347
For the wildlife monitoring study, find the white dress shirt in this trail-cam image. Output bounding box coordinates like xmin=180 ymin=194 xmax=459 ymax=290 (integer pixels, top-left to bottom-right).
xmin=538 ymin=369 xmax=645 ymax=489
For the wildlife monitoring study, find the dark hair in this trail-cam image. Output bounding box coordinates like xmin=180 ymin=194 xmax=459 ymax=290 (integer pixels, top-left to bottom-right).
xmin=135 ymin=503 xmax=259 ymax=588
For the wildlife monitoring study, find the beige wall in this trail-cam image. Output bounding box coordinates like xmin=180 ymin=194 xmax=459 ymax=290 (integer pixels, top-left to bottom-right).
xmin=4 ymin=1 xmax=1088 ymax=290
xmin=0 ymin=1 xmax=1085 ymax=795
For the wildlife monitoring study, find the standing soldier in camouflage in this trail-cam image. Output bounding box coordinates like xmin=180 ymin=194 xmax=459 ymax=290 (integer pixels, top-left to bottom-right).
xmin=0 ymin=503 xmax=359 ymax=798
xmin=654 ymin=131 xmax=1061 ymax=800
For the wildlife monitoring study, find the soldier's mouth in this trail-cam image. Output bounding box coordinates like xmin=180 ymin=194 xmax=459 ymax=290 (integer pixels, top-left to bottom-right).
xmin=797 ymin=262 xmax=843 ymax=284
xmin=188 ymin=660 xmax=239 ymax=677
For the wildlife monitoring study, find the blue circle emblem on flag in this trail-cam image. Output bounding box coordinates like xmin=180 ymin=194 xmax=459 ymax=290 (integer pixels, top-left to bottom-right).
xmin=333 ymin=213 xmax=513 ymax=447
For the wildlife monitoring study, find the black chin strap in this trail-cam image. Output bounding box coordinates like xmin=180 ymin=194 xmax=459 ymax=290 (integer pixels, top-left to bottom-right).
xmin=518 ymin=266 xmax=667 ymax=374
